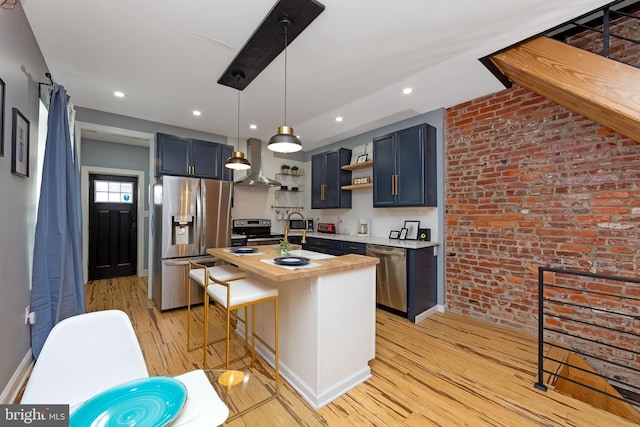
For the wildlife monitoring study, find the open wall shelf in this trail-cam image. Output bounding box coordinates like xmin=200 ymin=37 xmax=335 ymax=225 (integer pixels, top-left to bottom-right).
xmin=341 ymin=160 xmax=372 ymax=171
xmin=341 ymin=183 xmax=373 ymax=190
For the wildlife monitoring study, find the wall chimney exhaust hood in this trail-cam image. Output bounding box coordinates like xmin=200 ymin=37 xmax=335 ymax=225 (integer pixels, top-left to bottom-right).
xmin=234 ymin=138 xmax=281 ymax=188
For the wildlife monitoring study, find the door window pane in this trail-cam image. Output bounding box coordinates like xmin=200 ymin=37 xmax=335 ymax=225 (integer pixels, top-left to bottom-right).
xmin=94 ymin=180 xmax=133 ymax=204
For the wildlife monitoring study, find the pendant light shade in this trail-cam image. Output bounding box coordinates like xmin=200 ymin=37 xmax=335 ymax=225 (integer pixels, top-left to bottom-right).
xmin=225 ymin=74 xmax=252 ymax=170
xmin=225 ymin=151 xmax=251 ymax=170
xmin=268 ymin=17 xmax=302 ymax=154
xmin=268 ymin=125 xmax=302 ymax=153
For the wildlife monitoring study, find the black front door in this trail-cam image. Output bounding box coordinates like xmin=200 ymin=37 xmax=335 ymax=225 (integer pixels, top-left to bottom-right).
xmin=88 ymin=174 xmax=138 ymax=280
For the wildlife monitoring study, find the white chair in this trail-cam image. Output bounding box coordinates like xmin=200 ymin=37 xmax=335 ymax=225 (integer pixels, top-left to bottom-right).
xmin=187 ymin=262 xmax=245 ymax=353
xmin=200 ymin=267 xmax=279 ymax=388
xmin=21 ymin=310 xmax=148 ymax=408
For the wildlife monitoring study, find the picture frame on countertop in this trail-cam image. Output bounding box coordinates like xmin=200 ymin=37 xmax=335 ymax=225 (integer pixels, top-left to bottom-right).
xmin=11 ymin=108 xmax=29 ymax=177
xmin=399 ymin=228 xmax=408 ymax=240
xmin=403 ymin=220 xmax=420 ymax=240
xmin=0 ymin=77 xmax=4 ymax=157
xmin=356 ymin=154 xmax=368 ymax=164
xmin=389 ymin=230 xmax=400 ymax=239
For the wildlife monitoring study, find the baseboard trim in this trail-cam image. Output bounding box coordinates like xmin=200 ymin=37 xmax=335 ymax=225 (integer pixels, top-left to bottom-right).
xmin=414 ymin=304 xmax=445 ymax=324
xmin=0 ymin=349 xmax=34 ymax=404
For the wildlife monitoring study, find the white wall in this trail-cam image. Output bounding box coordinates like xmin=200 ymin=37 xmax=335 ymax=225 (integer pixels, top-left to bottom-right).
xmin=231 ymin=138 xmax=309 ymax=233
xmin=0 ymin=3 xmax=49 ymax=399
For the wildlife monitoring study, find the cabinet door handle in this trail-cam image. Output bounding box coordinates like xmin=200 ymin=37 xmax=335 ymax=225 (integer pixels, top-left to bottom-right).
xmin=395 ymin=174 xmax=399 ymax=195
xmin=321 ymin=184 xmax=325 ymax=200
xmin=391 ymin=176 xmax=395 ymax=196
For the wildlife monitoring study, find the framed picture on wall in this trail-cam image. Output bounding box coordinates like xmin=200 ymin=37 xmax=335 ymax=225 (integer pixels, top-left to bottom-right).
xmin=0 ymin=78 xmax=5 ymax=157
xmin=11 ymin=108 xmax=29 ymax=177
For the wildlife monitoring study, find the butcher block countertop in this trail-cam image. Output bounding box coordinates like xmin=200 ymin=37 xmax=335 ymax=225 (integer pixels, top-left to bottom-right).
xmin=207 ymin=245 xmax=379 ymax=282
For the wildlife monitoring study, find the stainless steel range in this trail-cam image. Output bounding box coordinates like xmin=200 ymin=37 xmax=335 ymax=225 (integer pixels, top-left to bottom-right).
xmin=232 ymin=219 xmax=284 ymax=246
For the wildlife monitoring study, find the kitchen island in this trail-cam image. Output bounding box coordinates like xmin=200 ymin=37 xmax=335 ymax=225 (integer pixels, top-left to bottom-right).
xmin=207 ymin=245 xmax=378 ymax=409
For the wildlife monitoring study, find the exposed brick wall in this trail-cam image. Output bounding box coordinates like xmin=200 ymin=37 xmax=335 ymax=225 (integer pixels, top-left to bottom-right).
xmin=444 ymin=85 xmax=640 ymax=334
xmin=564 ymin=11 xmax=640 ymax=67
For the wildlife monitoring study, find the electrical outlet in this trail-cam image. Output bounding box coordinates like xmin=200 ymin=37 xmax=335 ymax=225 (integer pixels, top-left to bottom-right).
xmin=25 ymin=305 xmax=36 ymax=325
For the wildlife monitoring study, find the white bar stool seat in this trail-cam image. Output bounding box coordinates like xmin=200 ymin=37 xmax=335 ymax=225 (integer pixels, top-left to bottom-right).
xmin=188 ymin=264 xmax=246 ymax=285
xmin=203 ymin=274 xmax=279 ymax=389
xmin=207 ymin=278 xmax=278 ymax=308
xmin=186 ymin=263 xmax=245 ymax=353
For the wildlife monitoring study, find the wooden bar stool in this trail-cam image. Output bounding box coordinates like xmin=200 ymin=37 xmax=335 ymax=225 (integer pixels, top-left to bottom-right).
xmin=187 ymin=262 xmax=245 ymax=352
xmin=202 ymin=271 xmax=279 ymax=388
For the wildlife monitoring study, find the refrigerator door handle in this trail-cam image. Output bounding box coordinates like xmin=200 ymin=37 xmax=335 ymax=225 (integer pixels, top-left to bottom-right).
xmin=197 ymin=180 xmax=204 ymax=254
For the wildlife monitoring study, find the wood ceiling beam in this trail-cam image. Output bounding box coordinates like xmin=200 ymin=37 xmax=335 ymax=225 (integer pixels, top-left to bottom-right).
xmin=490 ymin=36 xmax=640 ymax=142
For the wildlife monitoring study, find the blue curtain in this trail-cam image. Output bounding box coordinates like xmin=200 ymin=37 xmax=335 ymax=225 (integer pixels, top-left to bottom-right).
xmin=30 ymin=84 xmax=85 ymax=359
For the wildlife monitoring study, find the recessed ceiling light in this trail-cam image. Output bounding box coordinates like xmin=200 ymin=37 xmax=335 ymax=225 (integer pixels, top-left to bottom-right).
xmin=192 ymin=110 xmax=202 ymax=116
xmin=250 ymin=124 xmax=257 ymax=130
xmin=335 ymin=116 xmax=343 ymax=122
xmin=402 ymin=87 xmax=413 ymax=95
xmin=114 ymin=91 xmax=125 ymax=98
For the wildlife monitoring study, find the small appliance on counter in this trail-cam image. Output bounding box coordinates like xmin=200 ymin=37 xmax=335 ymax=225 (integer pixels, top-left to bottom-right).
xmin=287 ymin=218 xmax=314 ymax=231
xmin=357 ymin=217 xmax=371 ymax=237
xmin=317 ymin=222 xmax=336 ymax=233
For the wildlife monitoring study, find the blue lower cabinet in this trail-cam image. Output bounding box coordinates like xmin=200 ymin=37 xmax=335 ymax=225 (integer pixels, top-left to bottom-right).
xmin=287 ymin=235 xmax=303 ymax=245
xmin=303 ymin=238 xmax=366 ymax=256
xmin=406 ymin=247 xmax=437 ymax=322
xmin=304 ymin=237 xmax=343 ymax=255
xmin=341 ymin=242 xmax=366 ymax=255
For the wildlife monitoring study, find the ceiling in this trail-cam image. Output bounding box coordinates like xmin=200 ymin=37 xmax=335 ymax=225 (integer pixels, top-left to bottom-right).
xmin=21 ymin=0 xmax=611 ymax=152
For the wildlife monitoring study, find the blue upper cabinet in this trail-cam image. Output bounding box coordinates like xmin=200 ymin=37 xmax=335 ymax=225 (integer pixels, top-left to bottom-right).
xmin=373 ymin=123 xmax=437 ymax=207
xmin=156 ymin=133 xmax=233 ymax=181
xmin=311 ymin=148 xmax=352 ymax=209
xmin=220 ymin=144 xmax=234 ymax=182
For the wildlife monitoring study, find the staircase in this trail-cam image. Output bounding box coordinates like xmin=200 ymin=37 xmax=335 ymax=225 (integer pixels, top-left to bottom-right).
xmin=543 ymin=343 xmax=640 ymax=423
xmin=534 ymin=267 xmax=640 ymax=423
xmin=481 ymin=0 xmax=640 ymax=142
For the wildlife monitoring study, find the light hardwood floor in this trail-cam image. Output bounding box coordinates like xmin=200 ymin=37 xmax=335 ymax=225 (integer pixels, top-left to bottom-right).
xmin=86 ymin=276 xmax=638 ymax=426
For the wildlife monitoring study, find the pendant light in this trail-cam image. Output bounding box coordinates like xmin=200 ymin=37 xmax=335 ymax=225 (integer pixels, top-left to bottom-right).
xmin=268 ymin=16 xmax=302 ymax=154
xmin=225 ymin=73 xmax=251 ymax=170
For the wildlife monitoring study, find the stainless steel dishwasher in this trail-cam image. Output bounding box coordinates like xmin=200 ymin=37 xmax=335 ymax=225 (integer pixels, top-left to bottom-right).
xmin=366 ymin=244 xmax=407 ymax=313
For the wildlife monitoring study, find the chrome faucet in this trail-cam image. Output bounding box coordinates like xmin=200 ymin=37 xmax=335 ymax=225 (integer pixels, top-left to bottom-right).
xmin=284 ymin=211 xmax=307 ymax=244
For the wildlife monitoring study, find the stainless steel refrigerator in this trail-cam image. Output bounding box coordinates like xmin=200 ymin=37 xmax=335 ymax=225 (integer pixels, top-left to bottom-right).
xmin=152 ymin=176 xmax=232 ymax=310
